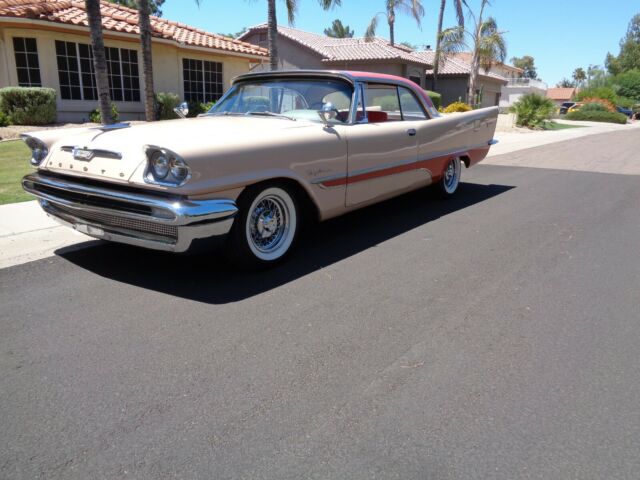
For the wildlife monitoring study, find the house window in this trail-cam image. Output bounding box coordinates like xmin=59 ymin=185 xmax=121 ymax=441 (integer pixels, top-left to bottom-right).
xmin=13 ymin=37 xmax=42 ymax=87
xmin=408 ymin=75 xmax=422 ymax=87
xmin=182 ymin=58 xmax=223 ymax=103
xmin=105 ymin=47 xmax=140 ymax=102
xmin=55 ymin=41 xmax=140 ymax=102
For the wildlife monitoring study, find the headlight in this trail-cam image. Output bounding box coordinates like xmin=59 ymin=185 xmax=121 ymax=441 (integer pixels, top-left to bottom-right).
xmin=170 ymin=158 xmax=189 ymax=182
xmin=24 ymin=136 xmax=49 ymax=166
xmin=151 ymin=151 xmax=170 ymax=179
xmin=145 ymin=146 xmax=190 ymax=186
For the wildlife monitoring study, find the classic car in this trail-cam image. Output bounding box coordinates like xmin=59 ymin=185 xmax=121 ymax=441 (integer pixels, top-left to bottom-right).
xmin=22 ymin=70 xmax=498 ymax=268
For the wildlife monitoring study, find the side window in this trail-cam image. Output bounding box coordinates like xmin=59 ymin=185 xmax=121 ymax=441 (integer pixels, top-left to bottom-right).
xmin=398 ymin=86 xmax=428 ymax=120
xmin=364 ymin=84 xmax=402 ymax=122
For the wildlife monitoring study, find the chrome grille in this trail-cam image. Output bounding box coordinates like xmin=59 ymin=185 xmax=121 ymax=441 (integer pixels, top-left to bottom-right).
xmin=54 ymin=204 xmax=178 ymax=239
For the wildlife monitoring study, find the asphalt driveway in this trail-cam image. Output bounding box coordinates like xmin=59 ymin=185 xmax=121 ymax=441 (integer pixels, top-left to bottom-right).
xmin=1 ymin=130 xmax=639 ymax=479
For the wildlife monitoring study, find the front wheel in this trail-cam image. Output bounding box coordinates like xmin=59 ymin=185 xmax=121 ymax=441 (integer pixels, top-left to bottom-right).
xmin=225 ymin=184 xmax=299 ymax=269
xmin=435 ymin=157 xmax=462 ymax=197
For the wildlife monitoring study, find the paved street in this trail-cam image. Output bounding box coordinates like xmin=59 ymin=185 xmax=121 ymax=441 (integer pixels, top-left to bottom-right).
xmin=1 ymin=130 xmax=639 ymax=479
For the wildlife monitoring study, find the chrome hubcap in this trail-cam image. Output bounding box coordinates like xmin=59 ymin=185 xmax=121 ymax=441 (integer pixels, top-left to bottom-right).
xmin=248 ymin=196 xmax=288 ymax=253
xmin=443 ymin=158 xmax=460 ymax=192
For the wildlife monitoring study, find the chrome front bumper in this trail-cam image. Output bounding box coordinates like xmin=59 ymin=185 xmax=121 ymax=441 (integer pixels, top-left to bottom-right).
xmin=22 ymin=173 xmax=238 ymax=252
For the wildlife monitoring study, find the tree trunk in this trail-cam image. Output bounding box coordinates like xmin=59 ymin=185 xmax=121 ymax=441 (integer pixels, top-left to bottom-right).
xmin=432 ymin=0 xmax=446 ymax=91
xmin=139 ymin=0 xmax=155 ymax=121
xmin=468 ymin=0 xmax=487 ymax=107
xmin=388 ymin=9 xmax=395 ymax=45
xmin=85 ymin=0 xmax=113 ymax=124
xmin=267 ymin=0 xmax=278 ymax=71
xmin=138 ymin=0 xmax=156 ymax=122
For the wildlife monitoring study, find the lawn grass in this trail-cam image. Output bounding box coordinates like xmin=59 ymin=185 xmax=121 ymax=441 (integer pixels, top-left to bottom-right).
xmin=543 ymin=121 xmax=585 ymax=131
xmin=0 ymin=139 xmax=33 ymax=205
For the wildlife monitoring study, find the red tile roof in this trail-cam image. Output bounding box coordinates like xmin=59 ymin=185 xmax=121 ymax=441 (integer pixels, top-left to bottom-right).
xmin=546 ymin=87 xmax=576 ymax=101
xmin=0 ymin=0 xmax=268 ymax=58
xmin=413 ymin=50 xmax=508 ymax=83
xmin=240 ymin=24 xmax=432 ymax=67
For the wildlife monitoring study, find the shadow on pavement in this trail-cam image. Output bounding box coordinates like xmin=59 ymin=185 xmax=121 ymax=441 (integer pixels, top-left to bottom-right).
xmin=57 ymin=182 xmax=514 ymax=304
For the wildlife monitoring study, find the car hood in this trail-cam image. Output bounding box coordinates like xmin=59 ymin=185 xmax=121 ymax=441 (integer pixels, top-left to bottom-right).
xmin=37 ymin=116 xmax=318 ymax=184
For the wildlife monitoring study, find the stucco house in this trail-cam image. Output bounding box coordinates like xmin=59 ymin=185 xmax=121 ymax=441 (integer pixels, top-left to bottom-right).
xmin=0 ymin=0 xmax=268 ymax=121
xmin=414 ymin=49 xmax=508 ymax=108
xmin=239 ymin=24 xmax=432 ymax=88
xmin=546 ymin=87 xmax=578 ymax=106
xmin=448 ymin=52 xmax=547 ymax=108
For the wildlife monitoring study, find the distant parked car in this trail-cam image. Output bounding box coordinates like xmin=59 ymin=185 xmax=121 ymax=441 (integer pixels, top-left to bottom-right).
xmin=558 ymin=101 xmax=577 ymax=115
xmin=616 ymin=106 xmax=633 ymax=118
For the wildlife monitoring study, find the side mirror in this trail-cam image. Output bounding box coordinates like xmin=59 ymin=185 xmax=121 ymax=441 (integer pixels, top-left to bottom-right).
xmin=174 ymin=102 xmax=189 ymax=119
xmin=317 ymin=102 xmax=338 ymax=126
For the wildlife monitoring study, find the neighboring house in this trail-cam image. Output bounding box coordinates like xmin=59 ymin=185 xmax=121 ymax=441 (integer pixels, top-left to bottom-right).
xmin=546 ymin=87 xmax=577 ymax=106
xmin=449 ymin=53 xmax=548 ymax=109
xmin=239 ymin=24 xmax=432 ymax=88
xmin=0 ymin=0 xmax=268 ymax=122
xmin=414 ymin=49 xmax=507 ymax=108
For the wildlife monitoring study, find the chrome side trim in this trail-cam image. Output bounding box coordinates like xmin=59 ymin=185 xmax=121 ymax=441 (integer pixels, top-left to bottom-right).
xmin=22 ymin=173 xmax=237 ymax=226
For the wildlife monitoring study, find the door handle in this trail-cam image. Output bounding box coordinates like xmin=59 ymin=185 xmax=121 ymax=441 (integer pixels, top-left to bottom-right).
xmin=407 ymin=129 xmax=417 ymax=136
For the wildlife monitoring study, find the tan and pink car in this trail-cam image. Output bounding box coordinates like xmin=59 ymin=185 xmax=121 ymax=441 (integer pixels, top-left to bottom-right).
xmin=22 ymin=70 xmax=498 ymax=267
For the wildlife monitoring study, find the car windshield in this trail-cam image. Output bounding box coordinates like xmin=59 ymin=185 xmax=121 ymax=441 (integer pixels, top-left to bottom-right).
xmin=206 ymin=78 xmax=353 ymax=124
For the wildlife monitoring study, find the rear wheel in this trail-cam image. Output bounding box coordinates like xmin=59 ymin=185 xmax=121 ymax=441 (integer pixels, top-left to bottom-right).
xmin=225 ymin=184 xmax=299 ymax=269
xmin=435 ymin=157 xmax=462 ymax=197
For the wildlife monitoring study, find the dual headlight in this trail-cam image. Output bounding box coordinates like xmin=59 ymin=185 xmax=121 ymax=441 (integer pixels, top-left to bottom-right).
xmin=24 ymin=136 xmax=49 ymax=166
xmin=145 ymin=146 xmax=190 ymax=186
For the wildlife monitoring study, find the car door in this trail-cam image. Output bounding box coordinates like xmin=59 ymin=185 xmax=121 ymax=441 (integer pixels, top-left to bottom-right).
xmin=345 ymin=83 xmax=425 ymax=207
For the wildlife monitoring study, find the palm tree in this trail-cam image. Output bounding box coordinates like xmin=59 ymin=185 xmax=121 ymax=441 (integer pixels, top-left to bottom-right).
xmin=264 ymin=0 xmax=341 ymax=71
xmin=432 ymin=0 xmax=465 ymax=91
xmin=324 ymin=19 xmax=354 ymax=38
xmin=365 ymin=0 xmax=425 ymax=46
xmin=439 ymin=0 xmax=506 ymax=106
xmin=572 ymin=67 xmax=586 ymax=88
xmin=138 ymin=0 xmax=155 ymax=121
xmin=85 ymin=0 xmax=113 ymax=124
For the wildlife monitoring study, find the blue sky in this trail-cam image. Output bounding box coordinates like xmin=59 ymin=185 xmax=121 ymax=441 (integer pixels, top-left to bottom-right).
xmin=163 ymin=0 xmax=638 ymax=86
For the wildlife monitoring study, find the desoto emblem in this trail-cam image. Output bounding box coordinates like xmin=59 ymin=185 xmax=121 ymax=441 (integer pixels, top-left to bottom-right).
xmin=72 ymin=147 xmax=94 ymax=161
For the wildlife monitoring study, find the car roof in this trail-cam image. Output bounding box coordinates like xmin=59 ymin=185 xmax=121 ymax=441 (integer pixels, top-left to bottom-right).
xmin=232 ymin=69 xmax=437 ymax=112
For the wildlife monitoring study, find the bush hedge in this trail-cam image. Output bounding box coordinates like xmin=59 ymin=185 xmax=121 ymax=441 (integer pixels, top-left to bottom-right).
xmin=579 ymin=97 xmax=616 ymax=112
xmin=425 ymin=90 xmax=441 ymax=109
xmin=444 ymin=101 xmax=472 ymax=113
xmin=88 ymin=103 xmax=119 ymax=123
xmin=0 ymin=87 xmax=56 ymax=125
xmin=510 ymin=93 xmax=556 ymax=129
xmin=0 ymin=110 xmax=9 ymax=127
xmin=155 ymin=92 xmax=181 ymax=120
xmin=565 ymin=110 xmax=628 ymax=124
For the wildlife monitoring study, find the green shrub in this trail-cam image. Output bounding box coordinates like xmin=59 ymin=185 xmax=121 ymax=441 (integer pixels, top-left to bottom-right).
xmin=580 ymin=102 xmax=607 ymax=112
xmin=0 ymin=110 xmax=9 ymax=127
xmin=444 ymin=101 xmax=472 ymax=113
xmin=88 ymin=103 xmax=119 ymax=123
xmin=565 ymin=110 xmax=628 ymax=124
xmin=0 ymin=87 xmax=56 ymax=125
xmin=610 ymin=69 xmax=640 ymax=101
xmin=424 ymin=90 xmax=441 ymax=109
xmin=155 ymin=91 xmax=180 ymax=120
xmin=510 ymin=93 xmax=556 ymax=128
xmin=574 ymin=86 xmax=617 ymax=103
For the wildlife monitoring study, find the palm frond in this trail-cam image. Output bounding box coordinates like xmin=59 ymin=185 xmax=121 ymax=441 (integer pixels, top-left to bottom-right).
xmin=318 ymin=0 xmax=341 ymax=8
xmin=453 ymin=0 xmax=464 ymax=27
xmin=365 ymin=13 xmax=381 ymax=42
xmin=477 ymin=17 xmax=506 ymax=71
xmin=285 ymin=0 xmax=297 ymax=25
xmin=438 ymin=25 xmax=467 ymax=57
xmin=394 ymin=0 xmax=425 ymax=26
